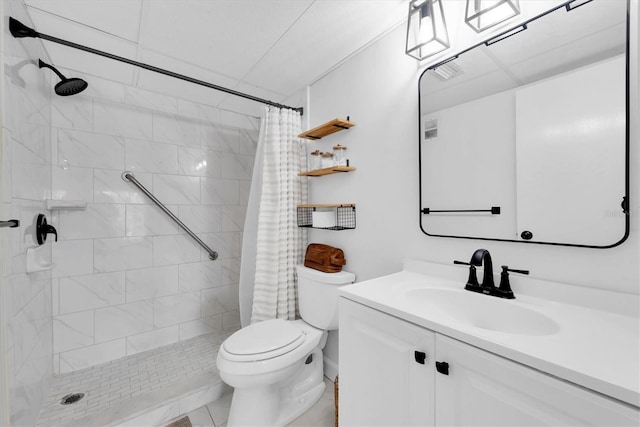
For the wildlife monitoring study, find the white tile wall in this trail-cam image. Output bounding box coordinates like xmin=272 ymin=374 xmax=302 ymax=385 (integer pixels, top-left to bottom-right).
xmin=153 ymin=174 xmax=201 ymax=204
xmin=94 ymin=236 xmax=153 ymax=272
xmin=53 ymin=311 xmax=94 ymax=353
xmin=94 ymin=100 xmax=153 ymax=139
xmin=126 ymin=138 xmax=179 ymax=173
xmin=178 ymin=205 xmax=221 ymax=233
xmin=93 ymin=169 xmax=153 ymax=204
xmin=177 ymin=145 xmax=222 ymax=177
xmin=1 ymin=1 xmax=54 ymax=423
xmin=126 ymin=265 xmax=179 ymax=301
xmin=51 ymin=96 xmax=94 ymax=131
xmin=201 ymin=177 xmax=240 ymax=205
xmin=59 ymin=204 xmax=126 ymax=239
xmin=59 ymin=339 xmax=127 ymax=373
xmin=153 ymin=235 xmax=201 ymax=266
xmin=126 ymin=204 xmax=180 ymax=236
xmin=49 ymin=74 xmax=258 ymax=373
xmin=58 ymin=272 xmax=126 ymax=313
xmin=52 ymin=239 xmax=94 ymax=278
xmin=94 ymin=300 xmax=154 ymax=342
xmin=52 ymin=165 xmax=93 ymax=201
xmin=154 ymin=292 xmax=201 ymax=328
xmin=57 ymin=128 xmax=125 ymax=169
xmin=179 ymin=261 xmax=221 ymax=292
xmin=126 ymin=326 xmax=179 ymax=355
xmin=153 ymin=112 xmax=200 ymax=146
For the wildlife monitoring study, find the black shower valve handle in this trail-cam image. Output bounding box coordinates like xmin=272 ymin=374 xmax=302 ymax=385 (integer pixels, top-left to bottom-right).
xmin=45 ymin=224 xmax=58 ymax=242
xmin=36 ymin=214 xmax=58 ymax=245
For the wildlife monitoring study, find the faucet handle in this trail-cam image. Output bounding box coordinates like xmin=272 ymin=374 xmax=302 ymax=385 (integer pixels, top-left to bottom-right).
xmin=497 ymin=265 xmax=529 ymax=299
xmin=503 ymin=266 xmax=530 ymax=276
xmin=454 ymin=260 xmax=480 ymax=290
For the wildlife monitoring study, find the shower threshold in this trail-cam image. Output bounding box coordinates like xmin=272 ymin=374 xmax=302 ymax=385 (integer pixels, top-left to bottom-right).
xmin=36 ymin=329 xmax=236 ymax=427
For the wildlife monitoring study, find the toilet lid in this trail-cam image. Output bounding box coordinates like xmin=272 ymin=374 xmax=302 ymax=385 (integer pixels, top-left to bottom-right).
xmin=222 ymin=319 xmax=305 ymax=361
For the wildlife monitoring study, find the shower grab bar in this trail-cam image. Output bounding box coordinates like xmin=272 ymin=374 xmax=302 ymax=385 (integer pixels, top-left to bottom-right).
xmin=121 ymin=172 xmax=218 ymax=261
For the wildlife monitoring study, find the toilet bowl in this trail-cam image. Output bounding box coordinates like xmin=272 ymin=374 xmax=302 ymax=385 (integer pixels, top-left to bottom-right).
xmin=216 ymin=264 xmax=355 ymax=427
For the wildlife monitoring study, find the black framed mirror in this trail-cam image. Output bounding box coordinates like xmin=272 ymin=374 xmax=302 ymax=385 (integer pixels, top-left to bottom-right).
xmin=418 ymin=0 xmax=629 ymax=248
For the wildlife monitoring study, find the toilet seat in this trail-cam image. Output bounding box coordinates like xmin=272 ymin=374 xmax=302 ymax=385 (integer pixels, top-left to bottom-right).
xmin=222 ymin=319 xmax=305 ymax=362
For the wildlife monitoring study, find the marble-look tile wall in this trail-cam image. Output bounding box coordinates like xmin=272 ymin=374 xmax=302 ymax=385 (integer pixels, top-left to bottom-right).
xmin=48 ymin=70 xmax=258 ymax=374
xmin=1 ymin=0 xmax=54 ymax=425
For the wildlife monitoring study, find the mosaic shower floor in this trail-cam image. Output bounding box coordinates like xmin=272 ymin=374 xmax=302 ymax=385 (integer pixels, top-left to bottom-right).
xmin=36 ymin=330 xmax=234 ymax=427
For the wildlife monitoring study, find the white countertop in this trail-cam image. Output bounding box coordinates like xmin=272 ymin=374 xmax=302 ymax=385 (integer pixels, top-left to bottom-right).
xmin=338 ymin=259 xmax=640 ymax=408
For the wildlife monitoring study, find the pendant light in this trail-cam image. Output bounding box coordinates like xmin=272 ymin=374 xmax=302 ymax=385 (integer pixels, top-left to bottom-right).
xmin=465 ymin=0 xmax=520 ymax=33
xmin=406 ymin=0 xmax=450 ymax=60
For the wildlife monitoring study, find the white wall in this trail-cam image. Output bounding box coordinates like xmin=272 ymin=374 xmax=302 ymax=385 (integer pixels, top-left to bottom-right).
xmin=308 ymin=6 xmax=639 ymax=369
xmin=47 ymin=72 xmax=258 ymax=374
xmin=1 ymin=0 xmax=54 ymax=424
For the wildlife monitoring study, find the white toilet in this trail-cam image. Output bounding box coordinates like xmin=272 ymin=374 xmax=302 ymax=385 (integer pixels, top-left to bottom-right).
xmin=216 ymin=264 xmax=355 ymax=427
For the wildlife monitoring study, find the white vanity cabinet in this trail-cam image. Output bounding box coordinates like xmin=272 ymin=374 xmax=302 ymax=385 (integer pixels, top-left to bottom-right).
xmin=435 ymin=334 xmax=638 ymax=426
xmin=339 ymin=298 xmax=639 ymax=427
xmin=339 ymin=298 xmax=435 ymax=426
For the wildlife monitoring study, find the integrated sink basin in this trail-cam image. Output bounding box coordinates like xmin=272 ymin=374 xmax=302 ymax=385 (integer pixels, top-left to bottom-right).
xmin=403 ymin=287 xmax=560 ymax=336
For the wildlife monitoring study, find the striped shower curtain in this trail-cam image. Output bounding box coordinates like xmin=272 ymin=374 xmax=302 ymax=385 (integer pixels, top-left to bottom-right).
xmin=250 ymin=107 xmax=307 ymax=322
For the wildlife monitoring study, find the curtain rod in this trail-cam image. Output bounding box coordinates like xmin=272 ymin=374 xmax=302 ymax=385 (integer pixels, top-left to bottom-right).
xmin=9 ymin=17 xmax=303 ymax=115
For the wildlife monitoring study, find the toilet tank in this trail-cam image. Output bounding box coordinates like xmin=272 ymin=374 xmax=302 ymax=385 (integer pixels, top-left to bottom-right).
xmin=296 ymin=264 xmax=355 ymax=330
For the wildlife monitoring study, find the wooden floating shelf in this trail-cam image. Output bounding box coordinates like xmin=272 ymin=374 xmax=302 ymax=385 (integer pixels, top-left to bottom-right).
xmin=298 ymin=118 xmax=356 ymax=140
xmin=298 ymin=166 xmax=355 ymax=177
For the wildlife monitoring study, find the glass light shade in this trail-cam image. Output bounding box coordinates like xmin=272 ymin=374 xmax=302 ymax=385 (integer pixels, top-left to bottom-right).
xmin=406 ymin=0 xmax=450 ymax=60
xmin=465 ymin=0 xmax=520 ymax=33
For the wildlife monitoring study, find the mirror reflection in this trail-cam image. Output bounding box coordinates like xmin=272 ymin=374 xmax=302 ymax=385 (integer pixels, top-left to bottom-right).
xmin=419 ymin=0 xmax=628 ymax=247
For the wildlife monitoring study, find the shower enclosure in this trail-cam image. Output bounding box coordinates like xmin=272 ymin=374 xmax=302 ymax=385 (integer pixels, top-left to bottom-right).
xmin=1 ymin=0 xmax=261 ymax=423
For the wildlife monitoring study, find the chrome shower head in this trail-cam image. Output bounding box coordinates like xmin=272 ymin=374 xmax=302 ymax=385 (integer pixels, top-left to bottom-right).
xmin=38 ymin=59 xmax=88 ymax=96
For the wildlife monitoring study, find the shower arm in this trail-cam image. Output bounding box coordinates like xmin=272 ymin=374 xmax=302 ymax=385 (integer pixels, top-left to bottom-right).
xmin=9 ymin=17 xmax=303 ymax=115
xmin=38 ymin=59 xmax=66 ymax=80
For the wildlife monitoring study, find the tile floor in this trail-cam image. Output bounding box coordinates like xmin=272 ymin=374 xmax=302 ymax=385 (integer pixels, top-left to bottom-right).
xmin=173 ymin=377 xmax=337 ymax=427
xmin=36 ymin=326 xmax=336 ymax=427
xmin=37 ymin=330 xmax=234 ymax=426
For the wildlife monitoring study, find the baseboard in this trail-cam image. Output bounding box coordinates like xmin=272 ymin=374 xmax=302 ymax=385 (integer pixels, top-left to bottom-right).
xmin=323 ymin=355 xmax=338 ymax=382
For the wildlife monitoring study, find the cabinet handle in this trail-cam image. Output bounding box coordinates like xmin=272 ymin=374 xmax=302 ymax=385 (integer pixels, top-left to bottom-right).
xmin=436 ymin=361 xmax=449 ymax=375
xmin=414 ymin=351 xmax=427 ymax=365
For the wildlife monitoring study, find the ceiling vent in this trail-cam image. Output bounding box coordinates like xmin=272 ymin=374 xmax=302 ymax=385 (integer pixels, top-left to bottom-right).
xmin=429 ymin=61 xmax=463 ymax=80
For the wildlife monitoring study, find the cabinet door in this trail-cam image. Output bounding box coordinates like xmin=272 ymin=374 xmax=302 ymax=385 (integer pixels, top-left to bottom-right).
xmin=435 ymin=334 xmax=640 ymax=426
xmin=339 ymin=298 xmax=435 ymax=426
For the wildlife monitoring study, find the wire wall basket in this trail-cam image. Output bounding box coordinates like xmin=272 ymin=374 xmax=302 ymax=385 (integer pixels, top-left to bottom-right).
xmin=297 ymin=204 xmax=356 ymax=230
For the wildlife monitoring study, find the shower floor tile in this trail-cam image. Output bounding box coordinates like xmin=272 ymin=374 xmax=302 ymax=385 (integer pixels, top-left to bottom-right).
xmin=37 ymin=330 xmax=235 ymax=427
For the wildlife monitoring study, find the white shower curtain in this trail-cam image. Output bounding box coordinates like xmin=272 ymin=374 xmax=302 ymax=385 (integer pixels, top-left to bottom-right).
xmin=238 ymin=107 xmax=307 ymax=326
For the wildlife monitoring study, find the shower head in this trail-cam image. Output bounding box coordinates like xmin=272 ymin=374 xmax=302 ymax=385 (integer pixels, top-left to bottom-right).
xmin=38 ymin=59 xmax=88 ymax=96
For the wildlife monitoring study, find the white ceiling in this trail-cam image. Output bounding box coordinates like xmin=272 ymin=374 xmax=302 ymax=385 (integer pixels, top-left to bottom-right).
xmin=23 ymin=0 xmax=408 ymax=116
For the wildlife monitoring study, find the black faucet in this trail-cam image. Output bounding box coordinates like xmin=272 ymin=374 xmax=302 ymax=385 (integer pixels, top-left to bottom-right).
xmin=454 ymin=249 xmax=494 ymax=293
xmin=470 ymin=249 xmax=494 ymax=290
xmin=454 ymin=249 xmax=529 ymax=299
